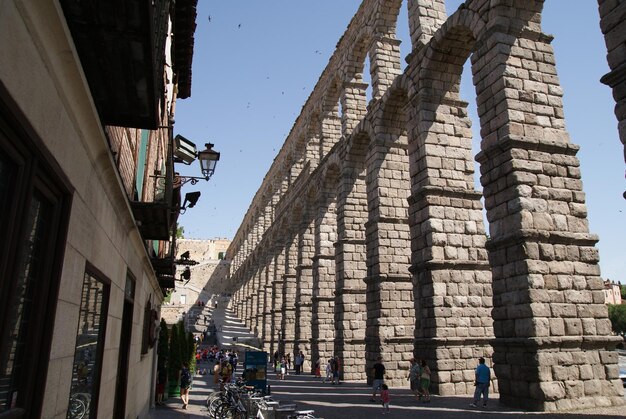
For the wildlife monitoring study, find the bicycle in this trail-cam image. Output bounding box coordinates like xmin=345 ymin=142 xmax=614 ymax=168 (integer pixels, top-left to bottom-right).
xmin=287 ymin=410 xmax=317 ymax=419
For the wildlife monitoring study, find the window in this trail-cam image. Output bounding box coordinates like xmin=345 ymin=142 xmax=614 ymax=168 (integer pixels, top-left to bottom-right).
xmin=141 ymin=300 xmax=153 ymax=355
xmin=67 ymin=268 xmax=110 ymax=419
xmin=0 ymin=98 xmax=71 ymax=416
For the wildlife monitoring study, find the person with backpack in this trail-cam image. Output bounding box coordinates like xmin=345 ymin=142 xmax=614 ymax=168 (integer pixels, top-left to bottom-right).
xmin=179 ymin=362 xmax=192 ymax=410
xmin=220 ymin=360 xmax=233 ymax=389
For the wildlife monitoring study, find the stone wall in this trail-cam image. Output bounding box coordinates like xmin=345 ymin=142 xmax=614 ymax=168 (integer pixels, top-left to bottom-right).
xmin=162 ymin=238 xmax=231 ymax=324
xmin=224 ymin=0 xmax=624 ymax=411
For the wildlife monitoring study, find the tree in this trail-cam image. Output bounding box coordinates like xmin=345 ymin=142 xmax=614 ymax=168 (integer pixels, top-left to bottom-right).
xmin=157 ymin=318 xmax=169 ymax=375
xmin=163 ymin=289 xmax=173 ymax=304
xmin=168 ymin=323 xmax=181 ymax=396
xmin=186 ymin=331 xmax=196 ymax=375
xmin=607 ymin=304 xmax=626 ymax=336
xmin=620 ymin=285 xmax=626 ymax=300
xmin=176 ymin=224 xmax=185 ymax=239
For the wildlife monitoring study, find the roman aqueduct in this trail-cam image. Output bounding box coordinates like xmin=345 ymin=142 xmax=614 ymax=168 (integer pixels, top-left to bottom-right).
xmin=224 ymin=0 xmax=625 ymax=410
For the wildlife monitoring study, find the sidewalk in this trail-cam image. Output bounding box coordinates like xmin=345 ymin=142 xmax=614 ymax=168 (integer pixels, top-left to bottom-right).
xmin=148 ymin=357 xmax=218 ymax=418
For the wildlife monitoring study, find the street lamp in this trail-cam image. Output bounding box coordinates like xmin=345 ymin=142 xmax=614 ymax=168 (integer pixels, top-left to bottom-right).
xmin=173 ymin=136 xmax=221 ymax=186
xmin=197 ymin=143 xmax=220 ymax=180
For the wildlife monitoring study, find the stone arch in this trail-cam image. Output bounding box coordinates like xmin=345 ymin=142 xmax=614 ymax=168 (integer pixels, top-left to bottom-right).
xmin=339 ymin=33 xmax=370 ymax=136
xmin=406 ymin=5 xmax=493 ymax=397
xmin=372 ymin=0 xmax=403 ymax=37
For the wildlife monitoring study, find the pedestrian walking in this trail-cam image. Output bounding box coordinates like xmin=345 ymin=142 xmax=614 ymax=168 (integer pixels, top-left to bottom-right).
xmin=179 ymin=362 xmax=192 ymax=410
xmin=370 ymin=356 xmax=385 ymax=402
xmin=278 ymin=357 xmax=287 ymax=380
xmin=323 ymin=359 xmax=332 ymax=383
xmin=407 ymin=358 xmax=422 ymax=401
xmin=330 ymin=356 xmax=340 ymax=384
xmin=155 ymin=369 xmax=166 ymax=406
xmin=470 ymin=357 xmax=491 ymax=408
xmin=334 ymin=356 xmax=342 ymax=384
xmin=381 ymin=384 xmax=391 ymax=414
xmin=420 ymin=359 xmax=431 ymax=403
xmin=314 ymin=358 xmax=321 ymax=377
xmin=295 ymin=351 xmax=305 ymax=375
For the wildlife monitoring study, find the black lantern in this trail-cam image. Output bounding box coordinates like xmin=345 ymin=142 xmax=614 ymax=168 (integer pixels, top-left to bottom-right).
xmin=197 ymin=143 xmax=220 ymax=180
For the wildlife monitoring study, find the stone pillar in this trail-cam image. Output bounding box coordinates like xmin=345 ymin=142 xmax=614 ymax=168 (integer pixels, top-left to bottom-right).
xmin=251 ymin=269 xmax=261 ymax=337
xmin=334 ymin=166 xmax=368 ymax=381
xmin=407 ymin=0 xmax=446 ymax=51
xmin=472 ymin=14 xmax=624 ymax=410
xmin=320 ymin=111 xmax=342 ymax=159
xmin=598 ymin=0 xmax=626 ymax=178
xmin=234 ymin=288 xmax=241 ymax=317
xmin=296 ymin=217 xmax=315 ymax=371
xmin=273 ymin=248 xmax=286 ymax=355
xmin=407 ymin=84 xmax=493 ymax=395
xmin=369 ymin=35 xmax=402 ymax=101
xmin=282 ymin=236 xmax=298 ymax=358
xmin=311 ymin=193 xmax=338 ymax=364
xmin=306 ymin=116 xmax=322 ymax=169
xmin=244 ymin=279 xmax=253 ymax=330
xmin=263 ymin=281 xmax=274 ymax=354
xmin=340 ymin=80 xmax=368 ymax=137
xmin=364 ymin=135 xmax=414 ymax=387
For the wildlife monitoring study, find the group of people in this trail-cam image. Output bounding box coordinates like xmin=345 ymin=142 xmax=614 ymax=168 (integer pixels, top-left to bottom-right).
xmin=273 ymin=350 xmax=309 ymax=379
xmin=272 ymin=351 xmax=343 ymax=384
xmin=321 ymin=356 xmax=342 ymax=384
xmin=209 ymin=348 xmax=239 ymax=389
xmin=169 ymin=345 xmax=492 ymax=413
xmin=407 ymin=358 xmax=431 ymax=403
xmin=369 ymin=356 xmax=491 ymax=414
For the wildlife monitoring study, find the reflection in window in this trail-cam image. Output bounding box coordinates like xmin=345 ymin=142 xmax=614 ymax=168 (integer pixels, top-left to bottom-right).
xmin=67 ymin=272 xmax=108 ymax=419
xmin=0 ymin=191 xmax=50 ymax=411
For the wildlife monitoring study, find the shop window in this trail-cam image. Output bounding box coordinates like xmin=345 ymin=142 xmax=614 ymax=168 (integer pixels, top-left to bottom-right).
xmin=67 ymin=268 xmax=110 ymax=419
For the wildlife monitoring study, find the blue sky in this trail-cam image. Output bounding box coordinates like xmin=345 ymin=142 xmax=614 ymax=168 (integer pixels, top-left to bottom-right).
xmin=175 ymin=1 xmax=625 ymax=282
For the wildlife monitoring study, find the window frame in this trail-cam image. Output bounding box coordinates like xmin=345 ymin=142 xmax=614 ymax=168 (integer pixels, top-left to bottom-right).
xmin=0 ymin=84 xmax=72 ymax=417
xmin=67 ymin=263 xmax=111 ymax=419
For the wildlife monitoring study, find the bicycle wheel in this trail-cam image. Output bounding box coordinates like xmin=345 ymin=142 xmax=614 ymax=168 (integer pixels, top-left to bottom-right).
xmin=208 ymin=398 xmax=227 ymax=418
xmin=224 ymin=407 xmax=247 ymax=419
xmin=213 ymin=399 xmax=232 ymax=418
xmin=206 ymin=391 xmax=222 ymax=408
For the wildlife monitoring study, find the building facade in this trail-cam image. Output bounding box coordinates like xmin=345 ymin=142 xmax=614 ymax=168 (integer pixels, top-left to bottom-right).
xmin=604 ymin=280 xmax=623 ymax=305
xmin=0 ymin=0 xmax=198 ymax=417
xmin=225 ymin=0 xmax=625 ymax=412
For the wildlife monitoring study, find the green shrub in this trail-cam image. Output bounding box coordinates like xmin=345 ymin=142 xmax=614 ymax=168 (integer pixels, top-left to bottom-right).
xmin=608 ymin=304 xmax=626 ymax=336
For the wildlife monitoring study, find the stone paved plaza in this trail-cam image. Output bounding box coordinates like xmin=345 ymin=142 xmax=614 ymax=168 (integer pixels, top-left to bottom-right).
xmin=149 ymin=301 xmax=626 ymax=418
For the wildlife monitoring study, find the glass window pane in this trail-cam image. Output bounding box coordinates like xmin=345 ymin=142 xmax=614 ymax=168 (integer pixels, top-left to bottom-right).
xmin=67 ymin=273 xmax=108 ymax=419
xmin=0 ymin=192 xmax=51 ymax=412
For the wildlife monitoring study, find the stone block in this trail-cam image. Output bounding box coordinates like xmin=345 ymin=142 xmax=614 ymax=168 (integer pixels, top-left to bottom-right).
xmin=540 ymin=381 xmax=566 ymax=401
